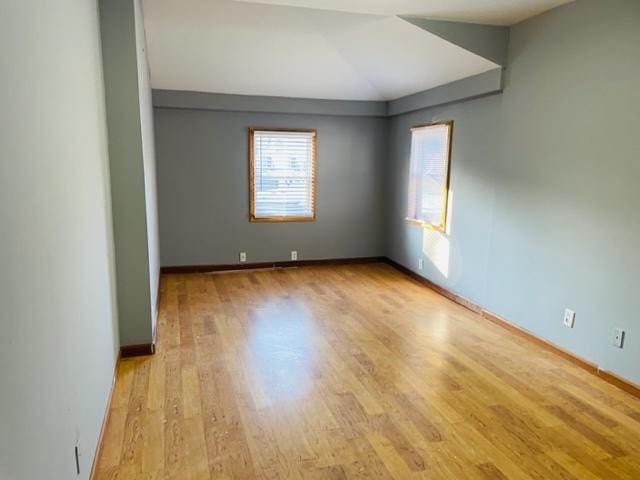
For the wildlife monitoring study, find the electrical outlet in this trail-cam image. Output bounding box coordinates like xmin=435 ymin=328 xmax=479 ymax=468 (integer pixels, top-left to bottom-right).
xmin=239 ymin=252 xmax=247 ymax=263
xmin=291 ymin=250 xmax=298 ymax=261
xmin=418 ymin=258 xmax=424 ymax=270
xmin=563 ymin=308 xmax=575 ymax=328
xmin=613 ymin=327 xmax=625 ymax=348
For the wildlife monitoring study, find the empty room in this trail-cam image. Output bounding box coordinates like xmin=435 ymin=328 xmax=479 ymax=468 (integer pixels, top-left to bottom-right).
xmin=2 ymin=0 xmax=640 ymax=479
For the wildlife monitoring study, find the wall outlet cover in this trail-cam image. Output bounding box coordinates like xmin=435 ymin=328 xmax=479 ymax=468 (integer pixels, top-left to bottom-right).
xmin=239 ymin=252 xmax=247 ymax=262
xmin=418 ymin=258 xmax=424 ymax=270
xmin=613 ymin=327 xmax=625 ymax=348
xmin=563 ymin=308 xmax=575 ymax=328
xmin=291 ymin=251 xmax=298 ymax=261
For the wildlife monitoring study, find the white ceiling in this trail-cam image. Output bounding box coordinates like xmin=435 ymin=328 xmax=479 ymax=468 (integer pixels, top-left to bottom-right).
xmin=232 ymin=0 xmax=575 ymax=25
xmin=142 ymin=0 xmax=570 ymax=101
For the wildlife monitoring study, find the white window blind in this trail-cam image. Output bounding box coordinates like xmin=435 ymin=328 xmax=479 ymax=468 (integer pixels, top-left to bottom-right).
xmin=250 ymin=129 xmax=317 ymax=221
xmin=407 ymin=122 xmax=452 ymax=230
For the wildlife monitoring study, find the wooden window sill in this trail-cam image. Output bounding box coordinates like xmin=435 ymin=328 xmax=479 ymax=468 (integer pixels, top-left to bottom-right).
xmin=405 ymin=218 xmax=445 ymax=232
xmin=250 ymin=216 xmax=316 ymax=223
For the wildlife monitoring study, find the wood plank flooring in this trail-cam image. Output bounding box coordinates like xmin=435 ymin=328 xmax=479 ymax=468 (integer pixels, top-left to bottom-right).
xmin=94 ymin=263 xmax=640 ymax=479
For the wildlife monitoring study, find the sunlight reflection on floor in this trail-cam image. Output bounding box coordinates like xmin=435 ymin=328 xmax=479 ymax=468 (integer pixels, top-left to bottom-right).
xmin=245 ymin=299 xmax=317 ymax=403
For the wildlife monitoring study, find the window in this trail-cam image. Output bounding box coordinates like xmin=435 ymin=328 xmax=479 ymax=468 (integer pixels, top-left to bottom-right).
xmin=249 ymin=128 xmax=317 ymax=222
xmin=407 ymin=121 xmax=453 ymax=231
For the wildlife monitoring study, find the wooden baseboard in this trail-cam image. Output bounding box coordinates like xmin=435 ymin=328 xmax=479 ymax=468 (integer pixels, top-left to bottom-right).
xmin=120 ymin=342 xmax=155 ymax=358
xmin=385 ymin=258 xmax=640 ymax=399
xmin=92 ymin=282 xmax=159 ymax=477
xmin=479 ymin=310 xmax=598 ymax=373
xmin=89 ymin=351 xmax=120 ymax=480
xmin=121 ymin=282 xmax=160 ymax=359
xmin=597 ymin=370 xmax=640 ymax=398
xmin=383 ymin=258 xmax=482 ymax=314
xmin=152 ymin=273 xmax=160 ymax=352
xmin=160 ymin=256 xmax=386 ymax=274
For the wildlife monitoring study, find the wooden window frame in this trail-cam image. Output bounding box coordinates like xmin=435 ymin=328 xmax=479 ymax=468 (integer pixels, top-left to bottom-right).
xmin=405 ymin=120 xmax=453 ymax=232
xmin=249 ymin=127 xmax=317 ymax=223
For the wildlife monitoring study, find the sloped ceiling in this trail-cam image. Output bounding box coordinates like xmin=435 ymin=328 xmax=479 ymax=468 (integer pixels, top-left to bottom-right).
xmin=232 ymin=0 xmax=575 ymax=26
xmin=142 ymin=0 xmax=572 ymax=101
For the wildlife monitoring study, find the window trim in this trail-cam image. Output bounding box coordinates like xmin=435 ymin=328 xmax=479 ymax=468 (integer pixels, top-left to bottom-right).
xmin=248 ymin=127 xmax=318 ymax=223
xmin=405 ymin=120 xmax=454 ymax=232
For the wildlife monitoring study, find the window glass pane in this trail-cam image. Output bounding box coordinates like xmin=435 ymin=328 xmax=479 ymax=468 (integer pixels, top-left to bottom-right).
xmin=251 ymin=130 xmax=316 ymax=220
xmin=407 ymin=123 xmax=451 ymax=228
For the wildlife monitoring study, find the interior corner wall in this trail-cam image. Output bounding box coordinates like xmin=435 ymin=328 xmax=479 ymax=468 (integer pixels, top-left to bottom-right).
xmin=0 ymin=1 xmax=119 ymax=479
xmin=154 ymin=108 xmax=389 ymax=267
xmin=387 ymin=0 xmax=640 ymax=384
xmin=100 ymin=0 xmax=159 ymax=346
xmin=135 ymin=0 xmax=161 ymax=326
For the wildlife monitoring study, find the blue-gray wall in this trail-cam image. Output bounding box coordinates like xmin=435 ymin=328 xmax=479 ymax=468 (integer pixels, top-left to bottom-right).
xmin=387 ymin=0 xmax=640 ymax=384
xmin=154 ymin=108 xmax=388 ymax=266
xmin=100 ymin=0 xmax=159 ymax=346
xmin=0 ymin=1 xmax=119 ymax=478
xmin=135 ymin=0 xmax=161 ymax=334
xmin=153 ymin=0 xmax=639 ymax=385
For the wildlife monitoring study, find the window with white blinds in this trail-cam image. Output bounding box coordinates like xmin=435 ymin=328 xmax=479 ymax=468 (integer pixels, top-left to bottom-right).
xmin=407 ymin=122 xmax=453 ymax=230
xmin=249 ymin=128 xmax=317 ymax=222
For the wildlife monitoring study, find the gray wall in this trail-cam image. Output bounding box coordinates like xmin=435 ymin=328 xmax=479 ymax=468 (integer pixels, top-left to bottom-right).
xmin=387 ymin=0 xmax=640 ymax=384
xmin=154 ymin=108 xmax=388 ymax=266
xmin=152 ymin=0 xmax=639 ymax=385
xmin=0 ymin=0 xmax=119 ymax=478
xmin=100 ymin=0 xmax=159 ymax=345
xmin=135 ymin=0 xmax=161 ymax=327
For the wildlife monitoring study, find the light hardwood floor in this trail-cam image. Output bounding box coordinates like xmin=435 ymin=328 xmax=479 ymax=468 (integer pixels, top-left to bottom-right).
xmin=95 ymin=263 xmax=640 ymax=479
